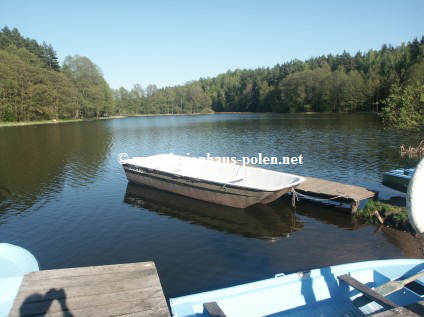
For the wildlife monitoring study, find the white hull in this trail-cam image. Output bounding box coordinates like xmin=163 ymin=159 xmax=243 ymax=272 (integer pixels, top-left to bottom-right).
xmin=122 ymin=154 xmax=304 ymax=208
xmin=407 ymin=158 xmax=424 ymax=233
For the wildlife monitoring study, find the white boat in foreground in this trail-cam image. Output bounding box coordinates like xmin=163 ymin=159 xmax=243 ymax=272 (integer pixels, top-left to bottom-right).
xmin=0 ymin=243 xmax=39 ymax=317
xmin=170 ymin=259 xmax=424 ymax=317
xmin=121 ymin=154 xmax=305 ymax=208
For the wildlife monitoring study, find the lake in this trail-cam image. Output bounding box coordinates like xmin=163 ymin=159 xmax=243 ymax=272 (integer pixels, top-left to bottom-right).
xmin=0 ymin=113 xmax=421 ymax=299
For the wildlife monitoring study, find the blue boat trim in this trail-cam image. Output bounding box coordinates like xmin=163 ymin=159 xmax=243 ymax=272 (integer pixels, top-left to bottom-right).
xmin=0 ymin=243 xmax=39 ymax=317
xmin=382 ymin=168 xmax=415 ymax=193
xmin=170 ymin=259 xmax=424 ymax=317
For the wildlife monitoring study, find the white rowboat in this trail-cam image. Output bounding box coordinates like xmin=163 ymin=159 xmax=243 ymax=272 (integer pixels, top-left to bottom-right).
xmin=121 ymin=154 xmax=305 ymax=208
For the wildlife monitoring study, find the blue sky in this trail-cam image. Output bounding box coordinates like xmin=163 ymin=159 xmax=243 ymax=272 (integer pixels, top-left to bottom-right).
xmin=1 ymin=0 xmax=423 ymax=89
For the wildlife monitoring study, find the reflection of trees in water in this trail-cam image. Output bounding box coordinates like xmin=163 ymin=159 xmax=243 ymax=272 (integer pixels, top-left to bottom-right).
xmin=124 ymin=183 xmax=303 ymax=240
xmin=0 ymin=122 xmax=112 ymax=213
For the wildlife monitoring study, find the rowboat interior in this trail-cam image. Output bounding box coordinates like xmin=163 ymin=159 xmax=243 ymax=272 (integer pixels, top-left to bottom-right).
xmin=123 ymin=154 xmax=302 ymax=191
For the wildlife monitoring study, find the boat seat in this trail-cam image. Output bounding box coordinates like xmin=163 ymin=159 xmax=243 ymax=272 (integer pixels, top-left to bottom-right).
xmin=203 ymin=302 xmax=226 ymax=317
xmin=338 ymin=274 xmax=399 ymax=309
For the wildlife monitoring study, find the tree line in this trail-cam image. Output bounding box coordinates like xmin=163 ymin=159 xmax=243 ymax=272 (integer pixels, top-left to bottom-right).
xmin=116 ymin=36 xmax=424 ymax=117
xmin=1 ymin=26 xmax=423 ymax=129
xmin=113 ymin=82 xmax=212 ymax=115
xmin=0 ymin=26 xmax=114 ymax=122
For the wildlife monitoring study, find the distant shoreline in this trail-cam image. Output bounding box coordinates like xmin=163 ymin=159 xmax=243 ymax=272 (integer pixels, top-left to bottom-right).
xmin=215 ymin=111 xmax=380 ymax=115
xmin=0 ymin=113 xmax=212 ymax=128
xmin=0 ymin=111 xmax=380 ymax=128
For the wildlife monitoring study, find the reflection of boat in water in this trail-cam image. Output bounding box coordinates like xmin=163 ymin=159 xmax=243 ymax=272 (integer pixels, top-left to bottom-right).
xmin=122 ymin=154 xmax=305 ymax=208
xmin=124 ymin=183 xmax=302 ymax=240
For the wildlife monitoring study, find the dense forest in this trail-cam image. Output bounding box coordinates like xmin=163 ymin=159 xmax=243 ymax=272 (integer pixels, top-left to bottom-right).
xmin=0 ymin=26 xmax=423 ymax=126
xmin=117 ymin=37 xmax=424 ymax=116
xmin=0 ymin=27 xmax=114 ymax=121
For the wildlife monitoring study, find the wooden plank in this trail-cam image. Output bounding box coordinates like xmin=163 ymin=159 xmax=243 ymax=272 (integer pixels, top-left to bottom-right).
xmin=203 ymin=302 xmax=227 ymax=317
xmin=298 ymin=177 xmax=375 ymax=202
xmin=300 ymin=178 xmax=323 ymax=187
xmin=10 ymin=262 xmax=170 ymax=317
xmin=15 ymin=295 xmax=167 ymax=317
xmin=17 ymin=306 xmax=171 ymax=317
xmin=304 ymin=184 xmax=369 ymax=199
xmin=24 ymin=262 xmax=156 ymax=281
xmin=19 ymin=269 xmax=157 ymax=291
xmin=370 ymin=308 xmax=419 ymax=317
xmin=296 ymin=189 xmax=366 ymax=203
xmin=14 ymin=275 xmax=160 ymax=302
xmin=337 ymin=274 xmax=398 ymax=309
xmin=14 ymin=289 xmax=165 ymax=315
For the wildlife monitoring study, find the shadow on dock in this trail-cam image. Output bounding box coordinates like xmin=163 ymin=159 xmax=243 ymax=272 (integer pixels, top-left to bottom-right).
xmin=18 ymin=288 xmax=74 ymax=317
xmin=10 ymin=262 xmax=170 ymax=317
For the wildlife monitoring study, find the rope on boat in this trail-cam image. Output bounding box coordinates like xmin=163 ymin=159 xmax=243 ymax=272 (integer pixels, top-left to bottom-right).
xmin=291 ymin=187 xmax=299 ymax=207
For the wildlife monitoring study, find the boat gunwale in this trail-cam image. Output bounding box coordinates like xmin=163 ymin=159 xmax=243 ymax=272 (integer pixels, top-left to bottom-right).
xmin=123 ymin=166 xmax=267 ymax=197
xmin=169 ymin=259 xmax=424 ymax=314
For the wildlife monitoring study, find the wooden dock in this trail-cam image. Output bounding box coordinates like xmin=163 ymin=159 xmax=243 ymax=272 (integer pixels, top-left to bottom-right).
xmin=10 ymin=262 xmax=170 ymax=317
xmin=296 ymin=176 xmax=376 ymax=213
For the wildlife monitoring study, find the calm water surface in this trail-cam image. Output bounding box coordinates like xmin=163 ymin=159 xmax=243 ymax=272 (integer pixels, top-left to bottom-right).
xmin=0 ymin=114 xmax=421 ymax=299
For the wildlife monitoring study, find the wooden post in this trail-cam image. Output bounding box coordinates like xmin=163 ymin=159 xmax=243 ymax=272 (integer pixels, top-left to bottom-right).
xmin=350 ymin=200 xmax=359 ymax=214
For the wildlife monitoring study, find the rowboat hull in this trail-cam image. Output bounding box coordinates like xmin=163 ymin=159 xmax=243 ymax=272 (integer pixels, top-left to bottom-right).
xmin=170 ymin=259 xmax=424 ymax=317
xmin=122 ymin=154 xmax=304 ymax=208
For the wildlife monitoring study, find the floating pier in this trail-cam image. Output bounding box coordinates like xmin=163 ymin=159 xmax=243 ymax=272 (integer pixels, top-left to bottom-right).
xmin=10 ymin=262 xmax=170 ymax=317
xmin=296 ymin=176 xmax=376 ymax=213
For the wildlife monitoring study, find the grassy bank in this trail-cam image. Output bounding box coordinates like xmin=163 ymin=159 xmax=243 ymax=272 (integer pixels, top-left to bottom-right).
xmin=0 ymin=118 xmax=96 ymax=128
xmin=0 ymin=113 xmax=213 ymax=128
xmin=356 ymin=200 xmax=413 ymax=232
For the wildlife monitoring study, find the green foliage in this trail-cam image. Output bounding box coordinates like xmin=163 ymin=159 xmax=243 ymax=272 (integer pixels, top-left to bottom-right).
xmin=0 ymin=26 xmax=60 ymax=71
xmin=382 ymin=83 xmax=424 ymax=131
xmin=0 ymin=27 xmax=114 ymax=122
xmin=63 ymin=55 xmax=115 ymax=117
xmin=127 ymin=35 xmax=424 ymax=115
xmin=1 ymin=26 xmax=424 ymax=121
xmin=357 ymin=200 xmax=412 ymax=232
xmin=113 ymin=82 xmax=212 ymax=115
